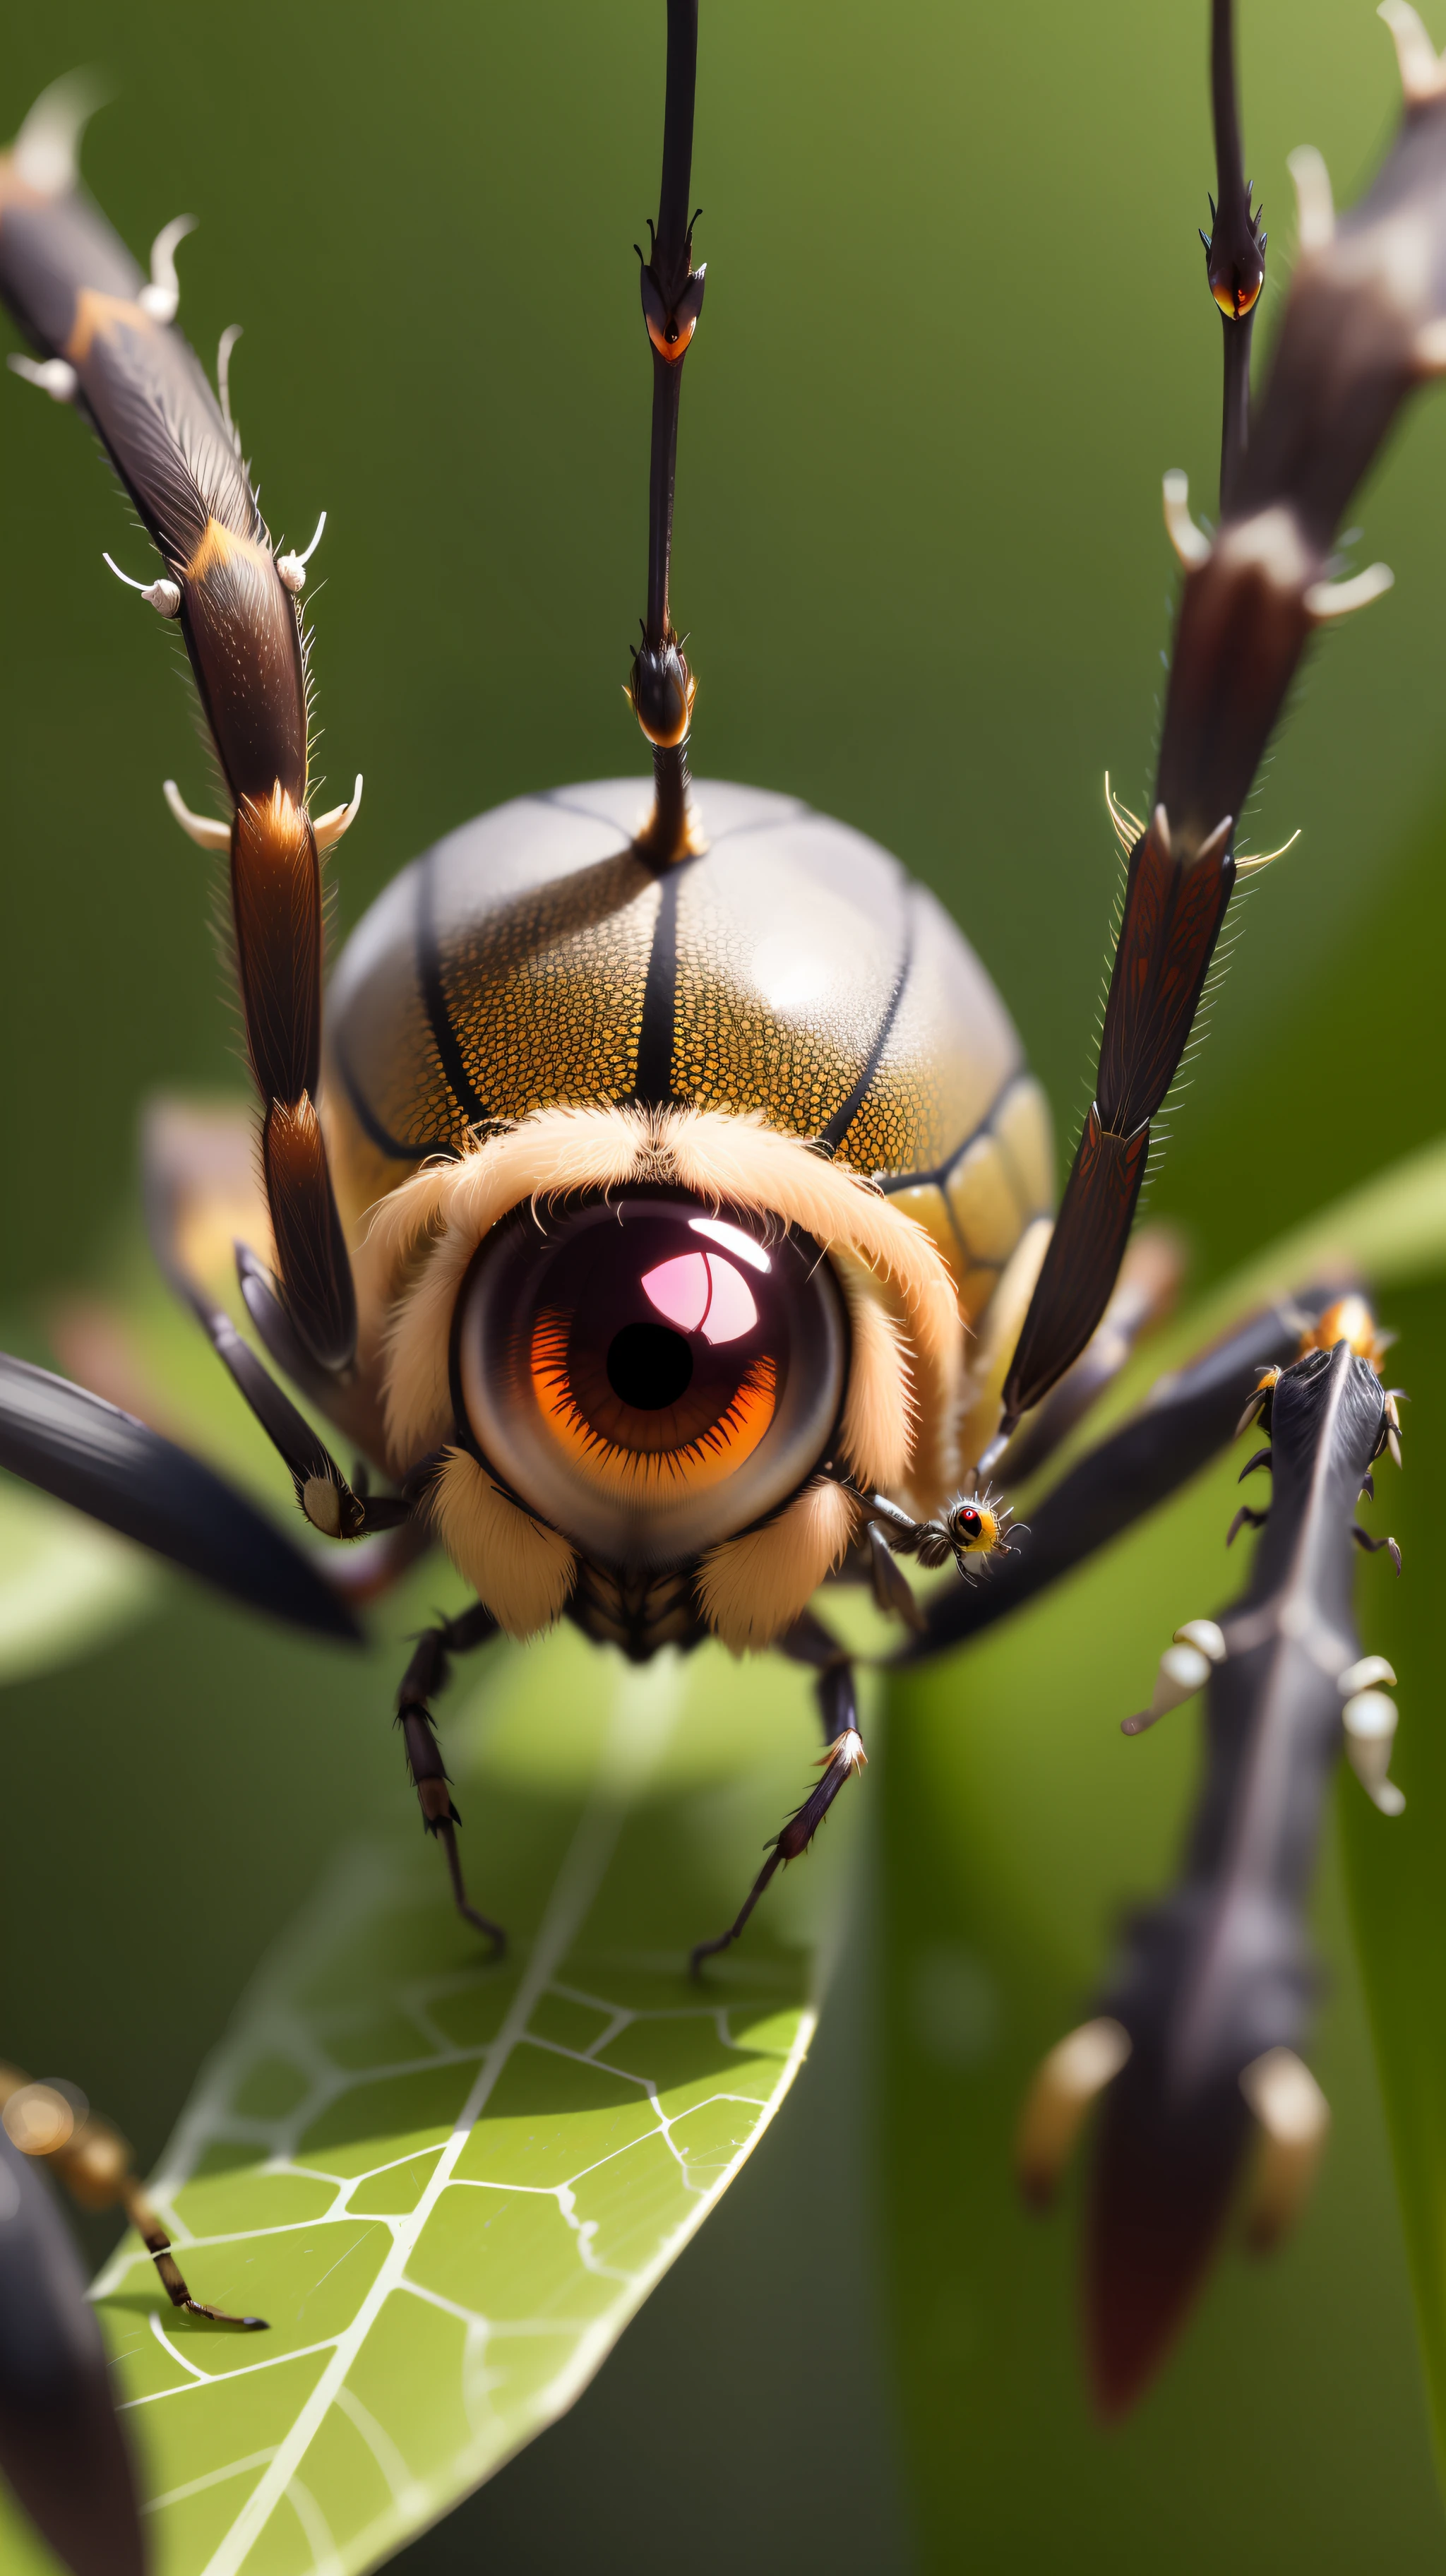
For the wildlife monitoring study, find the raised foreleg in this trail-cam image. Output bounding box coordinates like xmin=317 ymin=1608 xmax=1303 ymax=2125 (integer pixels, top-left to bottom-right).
xmin=989 ymin=7 xmax=1446 ymax=1448
xmin=1 ymin=83 xmax=360 ymax=1375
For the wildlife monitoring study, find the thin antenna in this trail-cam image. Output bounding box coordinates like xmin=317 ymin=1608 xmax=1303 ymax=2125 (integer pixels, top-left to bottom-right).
xmin=630 ymin=0 xmax=707 ymax=863
xmin=1202 ymin=0 xmax=1266 ymax=512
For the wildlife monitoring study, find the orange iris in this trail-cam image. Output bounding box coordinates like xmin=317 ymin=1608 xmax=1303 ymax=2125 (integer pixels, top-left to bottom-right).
xmin=529 ymin=1306 xmax=778 ymax=1495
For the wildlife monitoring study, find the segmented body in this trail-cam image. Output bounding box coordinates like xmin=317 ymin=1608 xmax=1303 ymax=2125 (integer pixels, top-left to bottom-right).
xmin=326 ymin=776 xmax=1056 ymax=1335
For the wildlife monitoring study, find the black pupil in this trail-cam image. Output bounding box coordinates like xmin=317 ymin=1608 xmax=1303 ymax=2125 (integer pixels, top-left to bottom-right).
xmin=960 ymin=1510 xmax=981 ymax=1535
xmin=606 ymin=1320 xmax=694 ymax=1412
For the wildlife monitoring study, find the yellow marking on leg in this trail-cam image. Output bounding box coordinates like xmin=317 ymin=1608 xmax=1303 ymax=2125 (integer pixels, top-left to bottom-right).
xmin=184 ymin=515 xmax=275 ymax=587
xmin=64 ymin=286 xmax=155 ymax=362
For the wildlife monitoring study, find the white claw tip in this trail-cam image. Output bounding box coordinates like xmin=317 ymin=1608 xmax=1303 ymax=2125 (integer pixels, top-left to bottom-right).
xmin=1343 ymin=1687 xmax=1397 ymax=1741
xmin=1124 ymin=1625 xmax=1225 ymax=1734
xmin=1016 ymin=2018 xmax=1131 ymax=2204
xmin=1242 ymin=2047 xmax=1330 ymax=2146
xmin=1152 ymin=1638 xmax=1212 ymax=1715
xmin=1160 ymin=1640 xmax=1212 ymax=1696
xmin=1305 ymin=562 xmax=1394 ymax=622
xmin=8 ymin=352 xmax=78 ymax=403
xmin=103 ymin=552 xmax=180 ymax=615
xmin=137 ymin=213 xmax=197 ymax=326
xmin=1379 ymin=1 xmax=1446 ymax=104
xmin=162 ymin=778 xmax=232 ymax=852
xmin=1343 ymin=1687 xmax=1404 ymax=1812
xmin=1162 ymin=470 xmax=1212 ymax=571
xmin=275 ymin=508 xmax=327 ymax=593
xmin=313 ymin=773 xmax=363 ymax=854
xmin=1287 ymin=146 xmax=1336 ymax=255
xmin=12 ymin=72 xmax=109 ymax=199
xmin=215 ymin=323 xmax=244 ymax=444
xmin=1174 ymin=1618 xmax=1227 ymax=1664
xmin=1338 ymin=1654 xmax=1397 ymax=1698
xmin=1241 ymin=2049 xmax=1331 ymax=2252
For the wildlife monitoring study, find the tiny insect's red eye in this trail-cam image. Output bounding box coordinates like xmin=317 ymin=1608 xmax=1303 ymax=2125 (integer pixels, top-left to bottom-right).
xmin=455 ymin=1195 xmax=847 ymax=1568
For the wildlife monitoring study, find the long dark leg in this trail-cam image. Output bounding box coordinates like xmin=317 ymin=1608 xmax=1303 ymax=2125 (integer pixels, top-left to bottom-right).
xmin=2 ymin=87 xmax=360 ymax=1373
xmin=395 ymin=1602 xmax=506 ymax=1950
xmin=1203 ymin=0 xmax=1265 ymax=515
xmin=0 ymin=2064 xmax=264 ymax=2329
xmin=989 ymin=9 xmax=1446 ymax=1444
xmin=690 ymin=1612 xmax=863 ymax=1976
xmin=627 ymin=0 xmax=706 ymax=864
xmin=0 ymin=1350 xmax=359 ymax=1642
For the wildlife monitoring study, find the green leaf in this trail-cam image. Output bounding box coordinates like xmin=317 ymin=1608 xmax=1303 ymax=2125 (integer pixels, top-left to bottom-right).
xmin=87 ymin=1626 xmax=854 ymax=2575
xmin=882 ymin=1137 xmax=1446 ymax=2564
xmin=0 ymin=1472 xmax=157 ymax=1687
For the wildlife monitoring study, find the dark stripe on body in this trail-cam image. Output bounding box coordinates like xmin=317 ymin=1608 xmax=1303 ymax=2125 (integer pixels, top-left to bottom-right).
xmin=417 ymin=847 xmax=489 ymax=1126
xmin=333 ymin=1038 xmax=455 ymax=1167
xmin=631 ymin=861 xmax=690 ymax=1107
xmin=876 ymin=1065 xmax=1029 ymax=1196
xmin=820 ymin=907 xmax=914 ymax=1154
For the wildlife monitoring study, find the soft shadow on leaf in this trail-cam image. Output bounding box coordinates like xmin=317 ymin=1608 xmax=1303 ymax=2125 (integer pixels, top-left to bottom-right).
xmin=89 ymin=1629 xmax=857 ymax=2576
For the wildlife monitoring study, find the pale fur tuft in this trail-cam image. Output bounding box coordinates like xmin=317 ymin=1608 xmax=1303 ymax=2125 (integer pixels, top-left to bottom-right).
xmin=697 ymin=1477 xmax=860 ymax=1653
xmin=428 ymin=1448 xmax=576 ymax=1638
xmin=833 ymin=1249 xmax=913 ymax=1493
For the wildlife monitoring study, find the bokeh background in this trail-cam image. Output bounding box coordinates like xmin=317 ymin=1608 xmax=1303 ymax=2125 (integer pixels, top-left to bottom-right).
xmin=3 ymin=0 xmax=1446 ymax=2568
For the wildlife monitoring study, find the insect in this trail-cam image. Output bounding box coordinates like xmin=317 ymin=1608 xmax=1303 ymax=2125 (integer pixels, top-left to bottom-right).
xmin=0 ymin=0 xmax=1440 ymax=2558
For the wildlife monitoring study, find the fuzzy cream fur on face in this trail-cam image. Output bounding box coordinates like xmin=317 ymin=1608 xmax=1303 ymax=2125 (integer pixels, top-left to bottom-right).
xmin=429 ymin=1448 xmax=577 ymax=1638
xmin=362 ymin=1102 xmax=963 ymax=1644
xmin=695 ymin=1476 xmax=861 ymax=1653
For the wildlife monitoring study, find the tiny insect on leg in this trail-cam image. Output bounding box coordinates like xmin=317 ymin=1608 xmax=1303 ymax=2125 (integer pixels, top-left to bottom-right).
xmin=690 ymin=1611 xmax=864 ymax=1976
xmin=903 ymin=1292 xmax=1332 ymax=1664
xmin=861 ymin=1485 xmax=1020 ymax=1590
xmin=0 ymin=2065 xmax=265 ymax=2329
xmin=395 ymin=1602 xmax=506 ymax=1951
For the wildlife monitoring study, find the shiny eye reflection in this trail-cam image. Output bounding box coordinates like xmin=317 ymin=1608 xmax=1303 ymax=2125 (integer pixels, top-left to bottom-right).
xmin=640 ymin=1247 xmax=758 ymax=1343
xmin=455 ymin=1195 xmax=847 ymax=1569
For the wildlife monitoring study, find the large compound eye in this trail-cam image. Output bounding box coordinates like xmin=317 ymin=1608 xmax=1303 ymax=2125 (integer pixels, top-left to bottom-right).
xmin=455 ymin=1195 xmax=848 ymax=1567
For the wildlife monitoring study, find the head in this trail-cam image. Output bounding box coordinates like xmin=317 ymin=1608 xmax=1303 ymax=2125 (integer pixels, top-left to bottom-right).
xmin=357 ymin=1100 xmax=963 ymax=1650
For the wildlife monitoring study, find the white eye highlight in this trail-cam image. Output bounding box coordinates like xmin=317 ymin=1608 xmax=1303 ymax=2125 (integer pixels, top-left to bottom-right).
xmin=643 ymin=1251 xmax=759 ymax=1343
xmin=688 ymin=1215 xmax=774 ymax=1275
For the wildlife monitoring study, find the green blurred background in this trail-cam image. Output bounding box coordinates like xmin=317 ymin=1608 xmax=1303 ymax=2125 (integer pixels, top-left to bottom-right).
xmin=3 ymin=0 xmax=1446 ymax=2567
